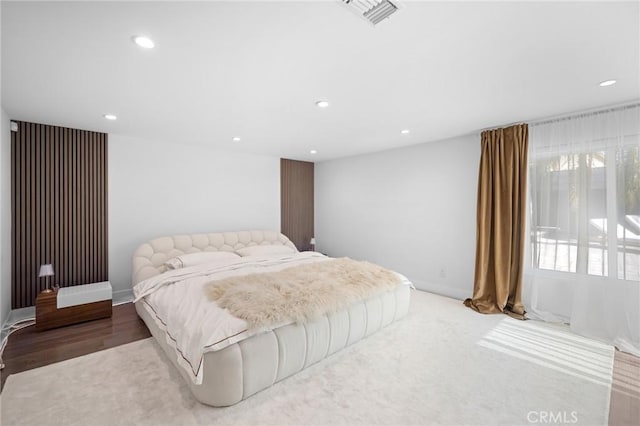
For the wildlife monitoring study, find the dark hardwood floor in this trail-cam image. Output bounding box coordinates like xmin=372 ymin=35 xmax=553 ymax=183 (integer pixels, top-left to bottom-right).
xmin=0 ymin=303 xmax=637 ymax=425
xmin=0 ymin=303 xmax=150 ymax=390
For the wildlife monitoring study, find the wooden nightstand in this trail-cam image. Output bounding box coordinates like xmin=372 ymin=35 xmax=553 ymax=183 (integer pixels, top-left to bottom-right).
xmin=35 ymin=287 xmax=112 ymax=331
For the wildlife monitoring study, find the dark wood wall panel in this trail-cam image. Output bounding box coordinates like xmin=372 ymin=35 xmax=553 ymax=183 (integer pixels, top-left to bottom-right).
xmin=11 ymin=121 xmax=108 ymax=309
xmin=281 ymin=159 xmax=314 ymax=251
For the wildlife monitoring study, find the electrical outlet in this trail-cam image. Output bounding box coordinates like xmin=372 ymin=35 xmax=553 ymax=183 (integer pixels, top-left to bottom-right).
xmin=439 ymin=268 xmax=446 ymax=279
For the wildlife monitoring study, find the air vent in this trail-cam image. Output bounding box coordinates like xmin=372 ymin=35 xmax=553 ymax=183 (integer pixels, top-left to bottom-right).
xmin=341 ymin=0 xmax=401 ymax=26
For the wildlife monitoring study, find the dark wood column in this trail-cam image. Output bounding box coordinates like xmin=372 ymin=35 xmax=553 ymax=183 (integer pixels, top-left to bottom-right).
xmin=11 ymin=121 xmax=108 ymax=309
xmin=280 ymin=159 xmax=314 ymax=251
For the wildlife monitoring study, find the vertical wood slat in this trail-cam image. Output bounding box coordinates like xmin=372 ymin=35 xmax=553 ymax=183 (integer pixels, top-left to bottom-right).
xmin=280 ymin=158 xmax=314 ymax=252
xmin=35 ymin=123 xmax=41 ymax=294
xmin=103 ymin=134 xmax=108 ymax=279
xmin=10 ymin=121 xmax=109 ymax=309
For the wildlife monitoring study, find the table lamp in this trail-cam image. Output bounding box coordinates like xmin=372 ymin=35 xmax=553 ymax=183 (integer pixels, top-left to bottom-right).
xmin=39 ymin=264 xmax=55 ymax=293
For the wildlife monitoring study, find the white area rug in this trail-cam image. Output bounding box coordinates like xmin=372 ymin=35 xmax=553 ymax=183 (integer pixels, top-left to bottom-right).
xmin=1 ymin=291 xmax=614 ymax=426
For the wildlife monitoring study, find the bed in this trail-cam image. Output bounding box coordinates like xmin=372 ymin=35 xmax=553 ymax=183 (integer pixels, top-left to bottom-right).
xmin=132 ymin=230 xmax=412 ymax=407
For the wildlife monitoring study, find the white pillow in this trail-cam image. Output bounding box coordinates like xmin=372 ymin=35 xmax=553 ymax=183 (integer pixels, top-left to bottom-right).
xmin=235 ymin=245 xmax=296 ymax=257
xmin=164 ymin=251 xmax=240 ymax=270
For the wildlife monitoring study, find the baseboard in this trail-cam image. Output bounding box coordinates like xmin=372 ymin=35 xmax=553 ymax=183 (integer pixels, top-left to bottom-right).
xmin=112 ymin=289 xmax=133 ymax=305
xmin=6 ymin=306 xmax=35 ymax=324
xmin=0 ymin=328 xmax=7 ymax=347
xmin=0 ymin=310 xmax=11 ymax=345
xmin=411 ymin=280 xmax=469 ymax=301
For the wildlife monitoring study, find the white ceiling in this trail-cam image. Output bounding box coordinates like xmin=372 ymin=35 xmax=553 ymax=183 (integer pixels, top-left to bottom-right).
xmin=2 ymin=1 xmax=639 ymax=161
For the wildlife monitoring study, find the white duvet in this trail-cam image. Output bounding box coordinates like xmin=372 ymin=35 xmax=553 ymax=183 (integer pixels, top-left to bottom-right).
xmin=133 ymin=251 xmax=412 ymax=384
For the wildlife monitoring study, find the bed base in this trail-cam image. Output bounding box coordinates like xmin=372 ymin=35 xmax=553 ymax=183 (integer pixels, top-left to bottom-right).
xmin=136 ymin=284 xmax=411 ymax=407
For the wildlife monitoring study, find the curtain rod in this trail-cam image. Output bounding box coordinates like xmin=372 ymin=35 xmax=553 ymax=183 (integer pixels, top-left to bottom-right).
xmin=479 ymin=101 xmax=640 ymax=132
xmin=529 ymin=101 xmax=640 ymax=127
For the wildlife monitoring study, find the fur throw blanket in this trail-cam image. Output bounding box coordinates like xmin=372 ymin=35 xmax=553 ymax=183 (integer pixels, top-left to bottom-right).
xmin=205 ymin=258 xmax=402 ymax=330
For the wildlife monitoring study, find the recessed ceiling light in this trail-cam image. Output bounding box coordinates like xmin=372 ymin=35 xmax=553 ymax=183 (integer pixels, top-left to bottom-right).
xmin=310 ymin=150 xmax=317 ymax=154
xmin=401 ymin=129 xmax=410 ymax=134
xmin=599 ymin=79 xmax=617 ymax=87
xmin=232 ymin=137 xmax=241 ymax=142
xmin=103 ymin=114 xmax=117 ymax=120
xmin=315 ymin=100 xmax=330 ymax=108
xmin=132 ymin=36 xmax=155 ymax=49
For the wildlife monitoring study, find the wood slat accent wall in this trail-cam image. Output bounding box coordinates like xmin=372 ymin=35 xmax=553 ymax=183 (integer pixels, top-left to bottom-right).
xmin=11 ymin=121 xmax=108 ymax=309
xmin=280 ymin=158 xmax=314 ymax=251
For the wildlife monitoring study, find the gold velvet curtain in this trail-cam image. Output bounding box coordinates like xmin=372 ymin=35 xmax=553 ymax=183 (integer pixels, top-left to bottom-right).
xmin=464 ymin=124 xmax=528 ymax=319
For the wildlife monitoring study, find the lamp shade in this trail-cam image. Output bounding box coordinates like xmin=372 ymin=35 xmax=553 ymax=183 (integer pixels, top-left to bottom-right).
xmin=38 ymin=264 xmax=54 ymax=277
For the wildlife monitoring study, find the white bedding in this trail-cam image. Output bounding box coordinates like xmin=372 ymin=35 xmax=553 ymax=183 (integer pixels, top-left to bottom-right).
xmin=133 ymin=252 xmax=410 ymax=384
xmin=134 ymin=251 xmax=413 ymax=384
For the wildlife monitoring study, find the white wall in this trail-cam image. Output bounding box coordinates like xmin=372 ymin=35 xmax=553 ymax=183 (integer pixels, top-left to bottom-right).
xmin=0 ymin=1 xmax=9 ymax=329
xmin=0 ymin=108 xmax=11 ymax=327
xmin=108 ymin=135 xmax=280 ymax=299
xmin=315 ymin=134 xmax=480 ymax=300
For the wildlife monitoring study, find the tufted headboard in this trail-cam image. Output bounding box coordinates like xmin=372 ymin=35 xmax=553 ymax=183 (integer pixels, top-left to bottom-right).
xmin=131 ymin=230 xmax=297 ymax=285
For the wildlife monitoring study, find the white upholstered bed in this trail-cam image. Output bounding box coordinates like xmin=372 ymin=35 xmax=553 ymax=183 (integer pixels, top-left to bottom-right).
xmin=132 ymin=230 xmax=411 ymax=407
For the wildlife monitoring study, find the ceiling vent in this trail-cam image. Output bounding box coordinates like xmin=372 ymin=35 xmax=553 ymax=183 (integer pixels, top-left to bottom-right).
xmin=340 ymin=0 xmax=401 ymax=26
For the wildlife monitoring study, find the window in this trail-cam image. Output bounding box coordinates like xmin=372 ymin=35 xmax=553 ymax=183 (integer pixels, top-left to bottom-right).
xmin=531 ymin=151 xmax=607 ymax=275
xmin=529 ymin=132 xmax=639 ymax=281
xmin=617 ymin=146 xmax=640 ymax=280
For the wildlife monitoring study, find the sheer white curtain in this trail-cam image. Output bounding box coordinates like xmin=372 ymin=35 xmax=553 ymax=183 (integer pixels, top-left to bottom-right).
xmin=524 ymin=103 xmax=640 ymax=355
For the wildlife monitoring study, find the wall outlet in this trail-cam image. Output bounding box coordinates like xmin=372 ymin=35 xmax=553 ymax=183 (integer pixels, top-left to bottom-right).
xmin=439 ymin=268 xmax=446 ymax=279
